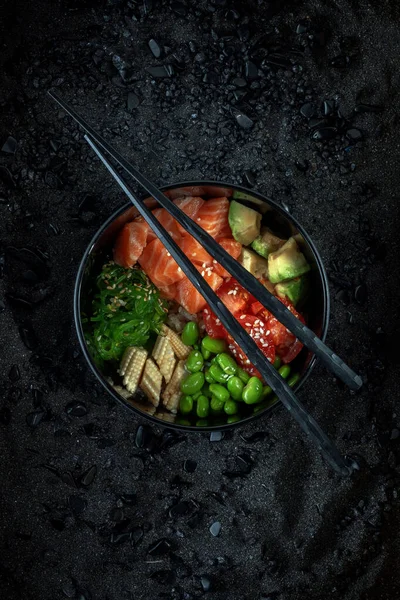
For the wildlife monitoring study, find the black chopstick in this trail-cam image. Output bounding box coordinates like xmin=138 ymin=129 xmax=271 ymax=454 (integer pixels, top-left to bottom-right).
xmin=84 ymin=133 xmax=354 ymax=476
xmin=47 ymin=90 xmax=363 ymax=393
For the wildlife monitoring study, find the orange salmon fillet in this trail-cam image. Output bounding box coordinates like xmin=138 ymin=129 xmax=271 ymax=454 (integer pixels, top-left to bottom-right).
xmin=113 ymin=221 xmax=149 ymax=268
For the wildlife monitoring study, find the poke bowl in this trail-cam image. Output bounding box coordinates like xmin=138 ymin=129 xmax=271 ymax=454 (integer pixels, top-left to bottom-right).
xmin=74 ymin=181 xmax=330 ymax=431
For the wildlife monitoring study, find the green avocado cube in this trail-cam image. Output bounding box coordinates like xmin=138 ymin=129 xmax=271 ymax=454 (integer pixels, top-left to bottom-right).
xmin=268 ymin=237 xmax=310 ymax=283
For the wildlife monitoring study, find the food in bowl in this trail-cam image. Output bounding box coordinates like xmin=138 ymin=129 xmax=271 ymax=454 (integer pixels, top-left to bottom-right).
xmin=83 ymin=187 xmax=313 ymax=427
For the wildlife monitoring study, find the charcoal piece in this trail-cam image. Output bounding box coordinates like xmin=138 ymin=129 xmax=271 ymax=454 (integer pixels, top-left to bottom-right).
xmin=1 ymin=136 xmax=17 ymax=154
xmin=148 ymin=39 xmax=161 ymax=58
xmin=79 ymin=465 xmax=97 ymax=487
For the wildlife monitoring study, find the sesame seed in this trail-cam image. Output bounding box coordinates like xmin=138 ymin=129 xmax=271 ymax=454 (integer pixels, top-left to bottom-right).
xmin=178 ymin=267 xmax=182 ymax=272
xmin=240 ymin=315 xmax=246 ymax=320
xmin=201 ymin=270 xmax=205 ymax=276
xmin=245 ymin=322 xmax=251 ymax=327
xmin=266 ymin=330 xmax=270 ymax=335
xmin=212 ymin=259 xmax=217 ymax=264
xmin=166 ymin=251 xmax=171 ymax=257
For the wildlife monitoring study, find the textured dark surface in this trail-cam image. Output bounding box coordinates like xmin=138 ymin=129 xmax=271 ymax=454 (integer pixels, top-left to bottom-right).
xmin=1 ymin=1 xmax=400 ymax=599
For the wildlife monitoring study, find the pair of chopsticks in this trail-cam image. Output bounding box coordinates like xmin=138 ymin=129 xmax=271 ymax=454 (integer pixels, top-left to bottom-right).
xmin=48 ymin=90 xmax=362 ymax=476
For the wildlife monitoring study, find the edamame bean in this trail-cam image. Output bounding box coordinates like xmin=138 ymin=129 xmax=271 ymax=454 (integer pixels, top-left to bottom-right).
xmin=202 ymin=346 xmax=211 ymax=360
xmin=179 ymin=395 xmax=193 ymax=414
xmin=181 ymin=321 xmax=199 ymax=346
xmin=237 ymin=367 xmax=250 ymax=384
xmin=201 ymin=336 xmax=227 ymax=354
xmin=192 ymin=390 xmax=202 ymax=400
xmin=196 ymin=419 xmax=208 ymax=427
xmin=278 ymin=365 xmax=291 ymax=379
xmin=181 ymin=372 xmax=205 ymax=395
xmin=210 ymin=396 xmax=225 ymax=412
xmin=201 ymin=383 xmax=212 ymax=398
xmin=196 ymin=395 xmax=209 ymax=418
xmin=273 ymin=356 xmax=282 ymax=369
xmin=242 ymin=376 xmax=263 ymax=404
xmin=224 ymin=399 xmax=239 ymax=415
xmin=205 ymin=369 xmax=216 ymax=384
xmin=287 ymin=373 xmax=300 ymax=388
xmin=216 ymin=352 xmax=238 ymax=375
xmin=186 ymin=350 xmax=204 ymax=373
xmin=227 ymin=376 xmax=244 ymax=401
xmin=209 ymin=383 xmax=230 ymax=403
xmin=261 ymin=385 xmax=272 ymax=398
xmin=227 ymin=414 xmax=241 ymax=424
xmin=209 ymin=363 xmax=230 ymax=383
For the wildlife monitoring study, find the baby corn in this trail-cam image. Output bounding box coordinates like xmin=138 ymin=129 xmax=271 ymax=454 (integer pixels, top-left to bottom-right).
xmin=163 ymin=359 xmax=186 ymax=413
xmin=152 ymin=335 xmax=176 ymax=383
xmin=161 ymin=324 xmax=190 ymax=360
xmin=140 ymin=358 xmax=162 ymax=407
xmin=121 ymin=347 xmax=148 ymax=394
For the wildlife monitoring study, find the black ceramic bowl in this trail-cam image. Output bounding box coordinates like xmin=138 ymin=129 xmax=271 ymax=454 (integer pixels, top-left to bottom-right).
xmin=74 ymin=181 xmax=330 ymax=431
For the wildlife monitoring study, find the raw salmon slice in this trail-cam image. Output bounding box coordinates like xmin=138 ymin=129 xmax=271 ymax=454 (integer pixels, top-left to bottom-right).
xmin=213 ymin=238 xmax=242 ymax=278
xmin=147 ymin=208 xmax=181 ymax=243
xmin=173 ymin=196 xmax=205 ymax=234
xmin=175 ymin=265 xmax=223 ymax=314
xmin=196 ymin=197 xmax=230 ymax=239
xmin=158 ymin=283 xmax=177 ymax=300
xmin=113 ymin=221 xmax=149 ymax=268
xmin=179 ymin=235 xmax=213 ymax=266
xmin=138 ymin=238 xmax=186 ymax=287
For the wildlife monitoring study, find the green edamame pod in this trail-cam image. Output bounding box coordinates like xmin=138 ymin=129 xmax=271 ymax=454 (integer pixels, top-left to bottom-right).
xmin=278 ymin=364 xmax=291 ymax=379
xmin=216 ymin=352 xmax=238 ymax=375
xmin=196 ymin=395 xmax=209 ymax=418
xmin=205 ymin=369 xmax=216 ymax=384
xmin=181 ymin=321 xmax=200 ymax=346
xmin=201 ymin=336 xmax=227 ymax=354
xmin=181 ymin=372 xmax=205 ymax=395
xmin=209 ymin=383 xmax=230 ymax=403
xmin=227 ymin=376 xmax=244 ymax=401
xmin=196 ymin=419 xmax=209 ymax=427
xmin=242 ymin=376 xmax=263 ymax=404
xmin=287 ymin=373 xmax=300 ymax=388
xmin=273 ymin=356 xmax=282 ymax=369
xmin=186 ymin=349 xmax=204 ymax=373
xmin=224 ymin=399 xmax=239 ymax=415
xmin=261 ymin=385 xmax=272 ymax=398
xmin=237 ymin=367 xmax=250 ymax=384
xmin=210 ymin=396 xmax=225 ymax=412
xmin=179 ymin=395 xmax=194 ymax=414
xmin=209 ymin=363 xmax=230 ymax=383
xmin=227 ymin=414 xmax=241 ymax=424
xmin=201 ymin=346 xmax=211 ymax=360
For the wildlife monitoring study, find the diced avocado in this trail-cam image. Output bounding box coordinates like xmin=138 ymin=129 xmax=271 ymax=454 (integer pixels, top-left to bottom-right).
xmin=228 ymin=200 xmax=261 ymax=245
xmin=268 ymin=237 xmax=310 ymax=283
xmin=232 ymin=190 xmax=257 ymax=202
xmin=240 ymin=248 xmax=269 ymax=279
xmin=275 ymin=276 xmax=309 ymax=306
xmin=251 ymin=227 xmax=285 ymax=259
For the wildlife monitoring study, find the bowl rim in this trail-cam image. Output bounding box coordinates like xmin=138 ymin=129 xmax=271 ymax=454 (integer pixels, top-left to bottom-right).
xmin=74 ymin=180 xmax=330 ymax=431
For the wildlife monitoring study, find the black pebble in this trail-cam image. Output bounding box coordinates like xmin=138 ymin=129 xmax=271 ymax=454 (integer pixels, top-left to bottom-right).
xmin=148 ymin=39 xmax=161 ymax=58
xmin=245 ymin=60 xmax=258 ymax=80
xmin=171 ymin=2 xmax=187 ymax=16
xmin=79 ymin=465 xmax=97 ymax=487
xmin=209 ymin=521 xmax=221 ymax=537
xmin=19 ymin=323 xmax=38 ymax=350
xmin=147 ymin=538 xmax=172 ymax=556
xmin=9 ymin=364 xmax=20 ymax=382
xmin=147 ymin=65 xmax=174 ymax=78
xmin=354 ymin=283 xmax=367 ymax=305
xmin=233 ymin=89 xmax=247 ymax=101
xmin=311 ymin=127 xmax=337 ymax=141
xmin=295 ymin=159 xmax=309 ymax=172
xmin=300 ymin=102 xmax=316 ymax=118
xmin=119 ymin=493 xmax=137 ymax=505
xmin=21 ymin=270 xmax=39 ymax=284
xmin=65 ymin=401 xmax=88 ymax=417
xmin=127 ymin=92 xmax=140 ymax=110
xmin=232 ymin=109 xmax=254 ymax=129
xmin=210 ymin=431 xmax=224 ymax=442
xmin=200 ymin=575 xmax=213 ymax=592
xmin=243 ymin=170 xmax=255 ymax=187
xmin=233 ymin=77 xmax=247 ymax=88
xmin=346 ymin=128 xmax=363 ymax=142
xmin=354 ymin=103 xmax=383 ymax=114
xmin=336 ymin=289 xmax=350 ymax=306
xmin=1 ymin=136 xmax=17 ymax=154
xmin=322 ymin=100 xmax=335 ymax=116
xmin=0 ymin=166 xmax=16 ymax=187
xmin=26 ymin=410 xmax=47 ymax=427
xmin=169 ymin=501 xmax=191 ymax=518
xmin=183 ymin=459 xmax=197 ymax=473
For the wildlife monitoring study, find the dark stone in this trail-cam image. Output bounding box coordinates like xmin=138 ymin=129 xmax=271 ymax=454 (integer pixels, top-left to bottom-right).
xmin=245 ymin=60 xmax=258 ymax=80
xmin=354 ymin=283 xmax=367 ymax=305
xmin=1 ymin=136 xmax=17 ymax=154
xmin=203 ymin=71 xmax=219 ymax=85
xmin=79 ymin=465 xmax=97 ymax=487
xmin=169 ymin=501 xmax=192 ymax=518
xmin=346 ymin=128 xmax=363 ymax=142
xmin=209 ymin=521 xmax=221 ymax=537
xmin=232 ymin=109 xmax=254 ymax=129
xmin=183 ymin=459 xmax=197 ymax=473
xmin=26 ymin=410 xmax=47 ymax=427
xmin=147 ymin=65 xmax=174 ymax=78
xmin=210 ymin=431 xmax=224 ymax=442
xmin=9 ymin=364 xmax=20 ymax=382
xmin=243 ymin=170 xmax=255 ymax=187
xmin=200 ymin=575 xmax=212 ymax=592
xmin=354 ymin=103 xmax=384 ymax=114
xmin=171 ymin=2 xmax=187 ymax=16
xmin=311 ymin=127 xmax=337 ymax=141
xmin=18 ymin=323 xmax=38 ymax=350
xmin=322 ymin=100 xmax=335 ymax=116
xmin=127 ymin=92 xmax=140 ymax=110
xmin=233 ymin=77 xmax=247 ymax=88
xmin=65 ymin=401 xmax=88 ymax=417
xmin=148 ymin=39 xmax=161 ymax=58
xmin=233 ymin=89 xmax=247 ymax=101
xmin=0 ymin=166 xmax=16 ymax=187
xmin=300 ymin=103 xmax=316 ymax=118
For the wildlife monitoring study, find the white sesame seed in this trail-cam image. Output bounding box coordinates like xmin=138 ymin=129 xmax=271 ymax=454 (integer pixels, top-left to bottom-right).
xmin=240 ymin=315 xmax=246 ymax=320
xmin=201 ymin=270 xmax=205 ymax=276
xmin=245 ymin=322 xmax=251 ymax=327
xmin=178 ymin=267 xmax=182 ymax=272
xmin=266 ymin=330 xmax=270 ymax=335
xmin=166 ymin=251 xmax=171 ymax=257
xmin=212 ymin=259 xmax=217 ymax=264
